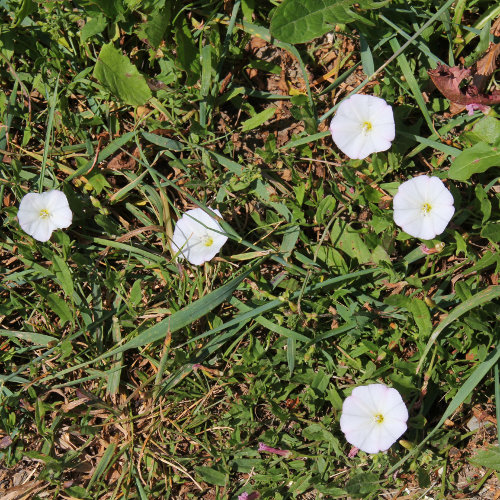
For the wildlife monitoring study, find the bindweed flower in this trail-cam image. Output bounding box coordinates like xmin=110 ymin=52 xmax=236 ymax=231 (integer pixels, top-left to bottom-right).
xmin=171 ymin=207 xmax=228 ymax=266
xmin=257 ymin=442 xmax=291 ymax=458
xmin=393 ymin=175 xmax=455 ymax=240
xmin=340 ymin=384 xmax=408 ymax=454
xmin=17 ymin=190 xmax=72 ymax=242
xmin=238 ymin=493 xmax=260 ymax=500
xmin=329 ymin=94 xmax=395 ymax=159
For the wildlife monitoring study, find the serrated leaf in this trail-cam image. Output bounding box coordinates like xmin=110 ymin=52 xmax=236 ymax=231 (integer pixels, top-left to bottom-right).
xmin=270 ymin=0 xmax=385 ymax=44
xmin=447 ymin=142 xmax=500 ymax=181
xmin=241 ymin=107 xmax=277 ymax=132
xmin=94 ymin=43 xmax=152 ymax=106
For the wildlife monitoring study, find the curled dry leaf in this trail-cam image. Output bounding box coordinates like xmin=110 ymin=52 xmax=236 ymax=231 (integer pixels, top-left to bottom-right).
xmin=428 ymin=42 xmax=500 ymax=113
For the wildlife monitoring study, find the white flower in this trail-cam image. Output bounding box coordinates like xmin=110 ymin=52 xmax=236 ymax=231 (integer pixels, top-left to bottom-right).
xmin=340 ymin=384 xmax=408 ymax=454
xmin=17 ymin=190 xmax=72 ymax=242
xmin=393 ymin=175 xmax=455 ymax=240
xmin=172 ymin=207 xmax=228 ymax=266
xmin=329 ymin=94 xmax=395 ymax=159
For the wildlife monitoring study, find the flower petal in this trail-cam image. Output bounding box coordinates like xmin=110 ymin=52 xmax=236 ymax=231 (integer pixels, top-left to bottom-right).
xmin=393 ymin=176 xmax=454 ymax=239
xmin=25 ymin=219 xmax=54 ymax=242
xmin=330 ymin=94 xmax=395 ymax=159
xmin=340 ymin=384 xmax=408 ymax=454
xmin=171 ymin=207 xmax=228 ymax=265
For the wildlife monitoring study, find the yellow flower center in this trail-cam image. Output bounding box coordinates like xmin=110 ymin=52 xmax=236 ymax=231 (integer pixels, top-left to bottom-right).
xmin=202 ymin=236 xmax=214 ymax=247
xmin=39 ymin=209 xmax=50 ymax=219
xmin=362 ymin=121 xmax=373 ymax=134
xmin=421 ymin=203 xmax=432 ymax=215
xmin=374 ymin=413 xmax=384 ymax=424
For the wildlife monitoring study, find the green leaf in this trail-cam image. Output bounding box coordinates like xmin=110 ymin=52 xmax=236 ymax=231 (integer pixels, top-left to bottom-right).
xmin=80 ymin=14 xmax=108 ymax=42
xmin=241 ymin=107 xmax=277 ymax=132
xmin=52 ymin=254 xmax=74 ymax=298
xmin=417 ymin=285 xmax=500 ymax=372
xmin=469 ymin=116 xmax=500 ymax=145
xmin=14 ymin=0 xmax=35 ymax=26
xmin=345 ymin=472 xmax=380 ymax=497
xmin=87 ymin=443 xmax=117 ymax=489
xmin=409 ymin=299 xmax=432 ymax=338
xmin=390 ymin=343 xmax=500 ymax=475
xmin=141 ymin=131 xmax=184 ymax=151
xmin=136 ymin=3 xmax=172 ymax=48
xmin=270 ymin=0 xmax=385 ymax=44
xmin=0 ymin=329 xmax=56 ymax=346
xmin=46 ymin=293 xmax=73 ymax=326
xmin=94 ymin=43 xmax=152 ymax=106
xmin=447 ymin=142 xmax=500 ymax=181
xmin=195 ymin=466 xmax=227 ymax=486
xmin=481 ymin=222 xmax=500 ymax=243
xmin=468 ymin=446 xmax=500 ymax=472
xmin=302 ymin=423 xmax=336 ymax=443
xmin=174 ymin=18 xmax=201 ymax=86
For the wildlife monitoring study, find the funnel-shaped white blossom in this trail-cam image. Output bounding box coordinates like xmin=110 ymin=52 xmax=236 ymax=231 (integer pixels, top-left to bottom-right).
xmin=393 ymin=175 xmax=454 ymax=240
xmin=172 ymin=207 xmax=228 ymax=266
xmin=17 ymin=190 xmax=72 ymax=242
xmin=340 ymin=384 xmax=408 ymax=454
xmin=329 ymin=94 xmax=395 ymax=159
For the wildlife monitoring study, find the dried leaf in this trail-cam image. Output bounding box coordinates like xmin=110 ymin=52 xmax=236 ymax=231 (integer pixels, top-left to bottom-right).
xmin=0 ymin=480 xmax=45 ymax=500
xmin=474 ymin=42 xmax=500 ymax=90
xmin=428 ymin=64 xmax=500 ymax=107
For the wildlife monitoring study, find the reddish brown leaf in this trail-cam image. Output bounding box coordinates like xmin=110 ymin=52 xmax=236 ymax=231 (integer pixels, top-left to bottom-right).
xmin=428 ymin=64 xmax=500 ymax=107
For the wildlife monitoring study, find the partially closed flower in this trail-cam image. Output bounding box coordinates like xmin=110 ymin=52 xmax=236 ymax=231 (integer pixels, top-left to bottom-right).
xmin=172 ymin=207 xmax=228 ymax=266
xmin=340 ymin=384 xmax=408 ymax=454
xmin=17 ymin=190 xmax=72 ymax=242
xmin=393 ymin=175 xmax=455 ymax=240
xmin=329 ymin=94 xmax=395 ymax=159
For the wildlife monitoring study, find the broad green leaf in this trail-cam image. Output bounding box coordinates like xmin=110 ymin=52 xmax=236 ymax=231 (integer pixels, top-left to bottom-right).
xmin=141 ymin=131 xmax=184 ymax=151
xmin=447 ymin=142 xmax=500 ymax=181
xmin=241 ymin=107 xmax=277 ymax=132
xmin=469 ymin=116 xmax=500 ymax=145
xmin=468 ymin=446 xmax=500 ymax=472
xmin=481 ymin=222 xmax=500 ymax=243
xmin=409 ymin=299 xmax=432 ymax=338
xmin=303 ymin=423 xmax=336 ymax=443
xmin=52 ymin=254 xmax=74 ymax=298
xmin=14 ymin=0 xmax=35 ymax=26
xmin=315 ymin=195 xmax=336 ymax=225
xmin=345 ymin=472 xmax=380 ymax=497
xmin=46 ymin=293 xmax=73 ymax=326
xmin=80 ymin=14 xmax=108 ymax=42
xmin=174 ymin=18 xmax=201 ymax=86
xmin=270 ymin=0 xmax=386 ymax=44
xmin=195 ymin=466 xmax=227 ymax=486
xmin=82 ymin=0 xmax=124 ymax=20
xmin=136 ymin=3 xmax=172 ymax=48
xmin=94 ymin=43 xmax=152 ymax=106
xmin=359 ymin=32 xmax=374 ymax=76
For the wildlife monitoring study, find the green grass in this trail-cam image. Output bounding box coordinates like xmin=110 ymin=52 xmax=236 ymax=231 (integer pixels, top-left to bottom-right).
xmin=0 ymin=0 xmax=499 ymax=498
